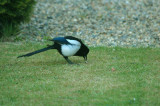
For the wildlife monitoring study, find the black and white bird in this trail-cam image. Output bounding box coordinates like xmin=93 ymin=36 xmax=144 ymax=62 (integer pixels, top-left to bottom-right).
xmin=17 ymin=36 xmax=89 ymax=64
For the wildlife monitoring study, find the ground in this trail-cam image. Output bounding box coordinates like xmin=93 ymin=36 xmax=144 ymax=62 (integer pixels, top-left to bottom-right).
xmin=19 ymin=0 xmax=160 ymax=47
xmin=0 ymin=42 xmax=159 ymax=105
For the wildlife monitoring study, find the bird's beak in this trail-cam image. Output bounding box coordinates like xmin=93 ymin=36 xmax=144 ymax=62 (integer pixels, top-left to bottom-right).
xmin=83 ymin=56 xmax=88 ymax=63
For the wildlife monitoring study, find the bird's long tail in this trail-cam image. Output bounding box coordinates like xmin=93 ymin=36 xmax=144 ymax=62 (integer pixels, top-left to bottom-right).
xmin=17 ymin=46 xmax=53 ymax=58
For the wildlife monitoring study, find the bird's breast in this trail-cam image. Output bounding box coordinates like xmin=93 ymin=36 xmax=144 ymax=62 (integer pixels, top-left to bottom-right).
xmin=61 ymin=44 xmax=81 ymax=56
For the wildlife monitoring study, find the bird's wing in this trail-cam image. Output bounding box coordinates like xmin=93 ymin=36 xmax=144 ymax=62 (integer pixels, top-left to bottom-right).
xmin=50 ymin=37 xmax=70 ymax=44
xmin=64 ymin=36 xmax=82 ymax=46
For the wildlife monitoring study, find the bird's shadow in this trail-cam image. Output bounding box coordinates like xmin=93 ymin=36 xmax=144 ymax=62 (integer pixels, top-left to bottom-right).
xmin=30 ymin=60 xmax=67 ymax=66
xmin=16 ymin=58 xmax=84 ymax=66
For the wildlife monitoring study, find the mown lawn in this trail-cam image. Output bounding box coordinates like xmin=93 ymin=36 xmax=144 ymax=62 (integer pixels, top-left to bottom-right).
xmin=0 ymin=42 xmax=160 ymax=106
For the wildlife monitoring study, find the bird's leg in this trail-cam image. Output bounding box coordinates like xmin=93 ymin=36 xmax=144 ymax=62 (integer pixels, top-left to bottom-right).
xmin=47 ymin=44 xmax=52 ymax=47
xmin=83 ymin=56 xmax=88 ymax=63
xmin=63 ymin=57 xmax=74 ymax=64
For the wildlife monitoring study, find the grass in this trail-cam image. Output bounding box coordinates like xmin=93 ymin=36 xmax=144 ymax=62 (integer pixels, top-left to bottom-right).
xmin=0 ymin=22 xmax=20 ymax=41
xmin=0 ymin=42 xmax=160 ymax=106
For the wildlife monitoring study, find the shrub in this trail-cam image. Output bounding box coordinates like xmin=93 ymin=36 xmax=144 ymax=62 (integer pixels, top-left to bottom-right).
xmin=0 ymin=0 xmax=36 ymax=38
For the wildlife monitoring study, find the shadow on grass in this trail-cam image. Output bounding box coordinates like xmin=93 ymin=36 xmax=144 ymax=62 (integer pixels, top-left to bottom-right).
xmin=15 ymin=58 xmax=84 ymax=67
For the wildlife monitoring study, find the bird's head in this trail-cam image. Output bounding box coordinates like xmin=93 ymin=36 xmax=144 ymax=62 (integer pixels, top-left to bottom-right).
xmin=82 ymin=45 xmax=89 ymax=63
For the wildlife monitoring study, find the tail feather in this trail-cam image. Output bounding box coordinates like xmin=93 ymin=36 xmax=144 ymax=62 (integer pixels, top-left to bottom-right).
xmin=17 ymin=46 xmax=53 ymax=58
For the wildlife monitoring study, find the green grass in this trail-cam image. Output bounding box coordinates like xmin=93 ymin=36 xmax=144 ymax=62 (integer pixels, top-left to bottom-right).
xmin=0 ymin=42 xmax=160 ymax=106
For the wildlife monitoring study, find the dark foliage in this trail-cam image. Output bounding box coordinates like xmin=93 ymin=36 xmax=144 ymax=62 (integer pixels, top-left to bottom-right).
xmin=0 ymin=0 xmax=36 ymax=38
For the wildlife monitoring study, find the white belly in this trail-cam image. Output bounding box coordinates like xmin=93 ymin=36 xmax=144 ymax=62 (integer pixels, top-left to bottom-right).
xmin=61 ymin=44 xmax=80 ymax=56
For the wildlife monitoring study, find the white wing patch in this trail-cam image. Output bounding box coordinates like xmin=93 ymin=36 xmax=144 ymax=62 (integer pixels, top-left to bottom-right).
xmin=61 ymin=39 xmax=81 ymax=56
xmin=66 ymin=39 xmax=81 ymax=46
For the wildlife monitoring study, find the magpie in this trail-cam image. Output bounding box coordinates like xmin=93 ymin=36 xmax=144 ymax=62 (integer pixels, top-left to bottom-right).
xmin=17 ymin=36 xmax=89 ymax=64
